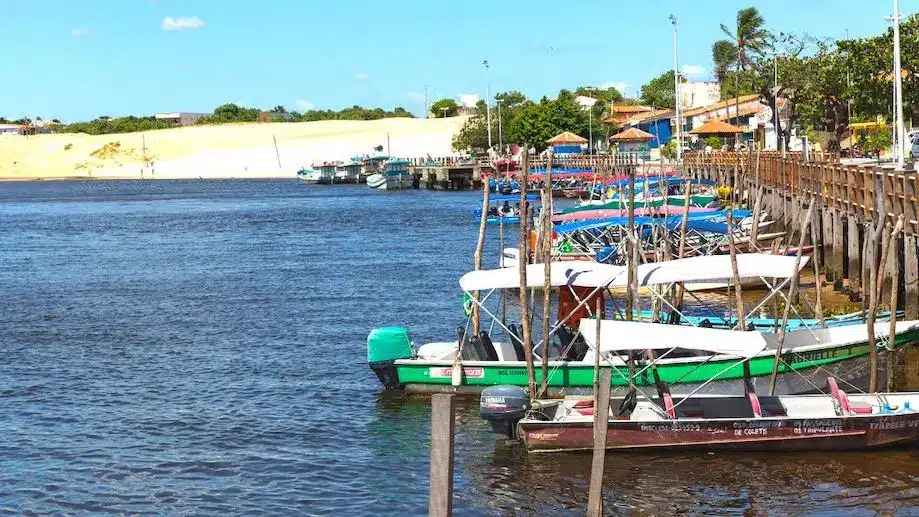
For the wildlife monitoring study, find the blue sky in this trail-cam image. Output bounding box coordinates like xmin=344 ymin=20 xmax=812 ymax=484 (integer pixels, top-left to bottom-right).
xmin=0 ymin=0 xmax=910 ymax=122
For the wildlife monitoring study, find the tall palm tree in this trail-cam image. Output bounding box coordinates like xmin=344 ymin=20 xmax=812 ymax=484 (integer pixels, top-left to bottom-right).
xmin=721 ymin=7 xmax=771 ymax=143
xmin=711 ymin=39 xmax=737 ymax=89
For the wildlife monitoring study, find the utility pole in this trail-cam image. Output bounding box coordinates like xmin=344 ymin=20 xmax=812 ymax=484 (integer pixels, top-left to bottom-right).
xmin=773 ymin=52 xmax=781 ymax=152
xmin=497 ymin=101 xmax=503 ymax=152
xmin=670 ymin=14 xmax=682 ymax=165
xmin=424 ymin=86 xmax=428 ymax=119
xmin=484 ymin=60 xmax=493 ymax=151
xmin=892 ymin=0 xmax=906 ymax=167
xmin=845 ymin=29 xmax=853 ymax=127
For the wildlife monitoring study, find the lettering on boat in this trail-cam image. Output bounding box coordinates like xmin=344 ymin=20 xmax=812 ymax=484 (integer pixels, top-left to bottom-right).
xmin=735 ymin=428 xmax=769 ymax=436
xmin=496 ymin=368 xmax=526 ymax=376
xmin=791 ymin=419 xmax=843 ymax=434
xmin=529 ymin=432 xmax=559 ymax=441
xmin=429 ymin=367 xmax=485 ymax=379
xmin=870 ymin=421 xmax=911 ymax=430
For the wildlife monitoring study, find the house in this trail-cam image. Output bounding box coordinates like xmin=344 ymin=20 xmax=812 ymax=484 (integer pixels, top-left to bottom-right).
xmin=546 ymin=131 xmax=588 ymax=154
xmin=0 ymin=123 xmax=21 ymax=136
xmin=155 ymin=112 xmax=206 ymax=126
xmin=625 ymin=109 xmax=674 ymax=149
xmin=29 ymin=120 xmax=61 ymax=134
xmin=602 ymin=104 xmax=654 ymax=126
xmin=609 ymin=127 xmax=655 ymax=155
xmin=680 ymin=81 xmax=721 ymax=109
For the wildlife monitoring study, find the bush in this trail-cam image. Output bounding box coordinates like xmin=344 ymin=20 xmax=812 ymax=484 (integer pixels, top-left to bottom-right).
xmin=704 ymin=136 xmax=723 ymax=149
xmin=661 ymin=140 xmax=677 ymax=160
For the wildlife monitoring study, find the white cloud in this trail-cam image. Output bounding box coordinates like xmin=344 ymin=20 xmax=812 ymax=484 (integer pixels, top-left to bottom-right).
xmin=681 ymin=64 xmax=707 ymax=76
xmin=457 ymin=93 xmax=479 ymax=108
xmin=71 ymin=28 xmax=89 ymax=37
xmin=600 ymin=81 xmax=630 ymax=95
xmin=407 ymin=92 xmax=425 ymax=103
xmin=356 ymin=72 xmax=369 ymax=81
xmin=296 ymin=100 xmax=315 ymax=111
xmin=161 ymin=16 xmax=204 ymax=31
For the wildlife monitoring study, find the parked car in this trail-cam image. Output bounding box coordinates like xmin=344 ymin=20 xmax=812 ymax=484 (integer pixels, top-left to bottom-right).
xmin=910 ymin=139 xmax=919 ymax=160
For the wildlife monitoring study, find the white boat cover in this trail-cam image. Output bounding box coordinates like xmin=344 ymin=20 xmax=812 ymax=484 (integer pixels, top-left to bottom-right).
xmin=578 ymin=319 xmax=768 ymax=359
xmin=460 ymin=253 xmax=805 ymax=291
xmin=632 ymin=253 xmax=808 ymax=288
xmin=459 ymin=261 xmax=626 ymax=291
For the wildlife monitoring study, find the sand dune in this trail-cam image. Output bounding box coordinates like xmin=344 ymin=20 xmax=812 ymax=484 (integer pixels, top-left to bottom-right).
xmin=0 ymin=117 xmax=468 ymax=180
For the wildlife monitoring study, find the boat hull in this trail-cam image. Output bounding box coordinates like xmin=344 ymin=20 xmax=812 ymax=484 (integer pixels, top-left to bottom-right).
xmin=386 ymin=322 xmax=919 ymax=395
xmin=367 ymin=172 xmax=414 ymax=190
xmin=519 ymin=412 xmax=919 ymax=453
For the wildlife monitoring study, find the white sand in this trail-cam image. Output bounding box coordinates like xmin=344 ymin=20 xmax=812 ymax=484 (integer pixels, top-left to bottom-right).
xmin=0 ymin=117 xmax=468 ymax=180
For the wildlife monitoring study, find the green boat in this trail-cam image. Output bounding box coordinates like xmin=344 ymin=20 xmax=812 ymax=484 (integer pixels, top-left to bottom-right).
xmin=368 ymin=254 xmax=919 ymax=396
xmin=564 ymin=194 xmax=720 ymax=214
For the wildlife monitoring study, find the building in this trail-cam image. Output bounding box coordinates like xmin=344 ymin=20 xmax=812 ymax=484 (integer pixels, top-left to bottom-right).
xmin=0 ymin=123 xmax=21 ymax=136
xmin=680 ymin=81 xmax=721 ymax=110
xmin=546 ymin=131 xmax=587 ymax=154
xmin=609 ymin=127 xmax=655 ymax=155
xmin=624 ymin=109 xmax=674 ymax=149
xmin=602 ymin=104 xmax=654 ymax=126
xmin=155 ymin=112 xmax=206 ymax=126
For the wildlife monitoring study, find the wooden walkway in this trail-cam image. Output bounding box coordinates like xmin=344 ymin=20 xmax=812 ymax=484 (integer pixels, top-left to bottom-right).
xmin=683 ymin=151 xmax=919 ymax=320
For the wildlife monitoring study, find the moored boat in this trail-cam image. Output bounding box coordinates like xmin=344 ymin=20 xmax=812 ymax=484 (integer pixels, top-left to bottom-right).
xmin=367 ymin=159 xmax=414 ymax=190
xmin=473 ymin=194 xmax=540 ymax=224
xmin=297 ymin=168 xmax=332 ymax=185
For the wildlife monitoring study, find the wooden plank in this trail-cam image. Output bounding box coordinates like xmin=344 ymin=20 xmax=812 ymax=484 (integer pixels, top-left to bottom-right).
xmin=832 ymin=211 xmax=845 ymax=288
xmin=905 ymin=234 xmax=919 ymax=319
xmin=587 ymin=367 xmax=612 ymax=517
xmin=847 ymin=217 xmax=862 ymax=296
xmin=429 ymin=394 xmax=455 ymax=517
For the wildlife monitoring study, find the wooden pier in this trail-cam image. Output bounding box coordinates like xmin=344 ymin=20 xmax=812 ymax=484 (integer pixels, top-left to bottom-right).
xmin=684 ymin=151 xmax=919 ymax=322
xmin=408 ymin=157 xmax=486 ymax=191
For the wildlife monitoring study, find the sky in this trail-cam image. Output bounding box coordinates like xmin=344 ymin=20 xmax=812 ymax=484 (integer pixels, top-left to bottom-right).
xmin=0 ymin=0 xmax=912 ymax=122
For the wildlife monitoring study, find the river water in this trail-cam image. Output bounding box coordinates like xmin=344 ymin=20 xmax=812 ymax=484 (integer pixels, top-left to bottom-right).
xmin=0 ymin=180 xmax=917 ymax=515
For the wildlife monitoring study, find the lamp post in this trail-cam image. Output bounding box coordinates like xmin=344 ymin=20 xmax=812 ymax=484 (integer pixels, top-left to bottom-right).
xmin=669 ymin=14 xmax=682 ymax=165
xmin=483 ymin=60 xmax=493 ymax=151
xmin=892 ymin=0 xmax=906 ymax=167
xmin=772 ymin=52 xmax=781 ymax=153
xmin=441 ymin=107 xmax=448 ymax=119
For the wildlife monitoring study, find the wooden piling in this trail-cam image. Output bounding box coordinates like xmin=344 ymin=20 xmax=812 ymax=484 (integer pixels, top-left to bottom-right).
xmin=905 ymin=234 xmax=919 ymax=319
xmin=471 ymin=181 xmax=490 ymax=336
xmin=539 ymin=153 xmax=554 ymax=395
xmin=867 ymin=180 xmax=887 ymax=393
xmin=518 ymin=148 xmax=536 ymax=397
xmin=727 ymin=210 xmax=746 ymax=329
xmin=809 ymin=208 xmax=826 ymax=328
xmin=887 ymin=217 xmax=904 ymax=392
xmin=847 ymin=217 xmax=862 ymax=297
xmin=769 ymin=198 xmax=815 ymax=395
xmin=428 ymin=393 xmax=455 ymax=517
xmin=586 ymin=367 xmax=612 ymax=517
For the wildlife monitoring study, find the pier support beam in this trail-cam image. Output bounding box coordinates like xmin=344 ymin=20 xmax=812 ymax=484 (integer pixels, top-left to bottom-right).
xmin=905 ymin=234 xmax=919 ymax=319
xmin=429 ymin=394 xmax=455 ymax=517
xmin=831 ymin=211 xmax=845 ymax=289
xmin=847 ymin=218 xmax=862 ymax=297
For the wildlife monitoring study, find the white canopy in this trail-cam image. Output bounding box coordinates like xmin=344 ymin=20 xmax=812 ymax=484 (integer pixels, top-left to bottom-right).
xmin=578 ymin=319 xmax=768 ymax=359
xmin=459 ymin=253 xmax=804 ymax=292
xmin=632 ymin=253 xmax=808 ymax=288
xmin=459 ymin=261 xmax=626 ymax=292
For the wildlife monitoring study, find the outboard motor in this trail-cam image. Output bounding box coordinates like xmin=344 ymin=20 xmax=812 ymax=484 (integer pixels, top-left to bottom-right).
xmin=367 ymin=327 xmax=414 ymax=390
xmin=480 ymin=385 xmax=530 ymax=438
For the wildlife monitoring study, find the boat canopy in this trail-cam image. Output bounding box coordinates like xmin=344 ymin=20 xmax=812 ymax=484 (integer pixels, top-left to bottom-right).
xmin=459 ymin=262 xmax=626 ymax=291
xmin=489 ymin=194 xmax=540 ymax=202
xmin=554 ymin=210 xmax=750 ymax=234
xmin=578 ymin=319 xmax=767 ymax=358
xmin=459 ymin=253 xmax=805 ymax=291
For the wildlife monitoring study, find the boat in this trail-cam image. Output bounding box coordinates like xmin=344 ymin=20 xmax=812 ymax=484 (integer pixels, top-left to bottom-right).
xmin=473 ymin=194 xmax=540 ymax=224
xmin=367 ymin=254 xmax=919 ymax=396
xmin=297 ymin=168 xmax=332 ymax=185
xmin=314 ymin=162 xmax=340 ymax=184
xmin=335 ymin=160 xmax=363 ymax=184
xmin=571 ymin=177 xmax=720 ymax=212
xmin=367 ymin=159 xmax=414 ymax=190
xmin=480 ymin=322 xmax=919 ymax=453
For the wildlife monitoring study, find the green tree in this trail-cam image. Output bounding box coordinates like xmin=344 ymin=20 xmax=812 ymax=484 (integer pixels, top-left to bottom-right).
xmin=640 ymin=70 xmax=685 ymax=108
xmin=721 ymin=7 xmax=772 ymax=119
xmin=704 ymin=136 xmax=724 ymax=149
xmin=505 ymin=92 xmax=589 ymax=150
xmin=712 ymin=39 xmax=737 ymax=85
xmin=452 ymin=114 xmax=489 ymax=151
xmin=430 ymin=98 xmax=459 ymax=117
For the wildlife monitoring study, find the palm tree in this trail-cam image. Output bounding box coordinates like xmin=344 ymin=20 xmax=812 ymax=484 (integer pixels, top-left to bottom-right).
xmin=711 ymin=39 xmax=737 ymax=88
xmin=720 ymin=7 xmax=771 ymax=142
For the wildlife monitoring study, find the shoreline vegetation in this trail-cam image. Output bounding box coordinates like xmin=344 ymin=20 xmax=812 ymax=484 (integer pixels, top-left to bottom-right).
xmin=0 ymin=117 xmax=467 ymax=182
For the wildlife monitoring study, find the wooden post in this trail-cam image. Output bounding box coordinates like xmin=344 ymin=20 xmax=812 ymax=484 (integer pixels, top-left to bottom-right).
xmin=472 ymin=181 xmax=490 ymax=336
xmin=872 ymin=216 xmax=904 ymax=392
xmin=429 ymin=393 xmax=455 ymax=517
xmin=810 ymin=209 xmax=826 ymax=328
xmin=905 ymin=234 xmax=919 ymax=319
xmin=540 ymin=153 xmax=554 ymax=395
xmin=518 ymin=149 xmax=537 ymax=397
xmin=847 ymin=217 xmax=862 ymax=297
xmin=626 ymin=168 xmax=637 ymax=320
xmin=887 ymin=217 xmax=904 ymax=392
xmin=586 ymin=367 xmax=612 ymax=517
xmin=750 ymin=186 xmax=764 ymax=244
xmin=727 ymin=210 xmax=746 ymax=329
xmin=769 ymin=198 xmax=815 ymax=395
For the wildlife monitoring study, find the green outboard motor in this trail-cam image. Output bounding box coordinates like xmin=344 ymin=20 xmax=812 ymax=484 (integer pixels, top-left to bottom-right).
xmin=367 ymin=327 xmax=414 ymax=389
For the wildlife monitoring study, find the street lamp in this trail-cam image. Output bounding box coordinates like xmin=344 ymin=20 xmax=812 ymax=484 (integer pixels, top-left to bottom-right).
xmin=483 ymin=60 xmax=493 ymax=151
xmin=892 ymin=0 xmax=906 ymax=167
xmin=669 ymin=14 xmax=682 ymax=166
xmin=771 ymin=52 xmax=782 ymax=153
xmin=441 ymin=107 xmax=449 ymax=119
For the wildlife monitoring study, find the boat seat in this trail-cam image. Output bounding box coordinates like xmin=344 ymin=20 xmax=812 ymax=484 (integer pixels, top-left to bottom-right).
xmin=828 ymin=377 xmax=872 ymax=415
xmin=744 ymin=378 xmax=762 ymax=418
xmin=507 ymin=324 xmax=527 ymax=361
xmin=478 ymin=331 xmax=500 ymax=361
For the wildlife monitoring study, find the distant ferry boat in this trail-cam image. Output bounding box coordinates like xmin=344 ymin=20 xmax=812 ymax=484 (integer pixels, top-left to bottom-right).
xmin=366 ymin=159 xmax=413 ymax=190
xmin=297 ymin=168 xmax=332 ymax=185
xmin=335 ymin=160 xmax=363 ymax=184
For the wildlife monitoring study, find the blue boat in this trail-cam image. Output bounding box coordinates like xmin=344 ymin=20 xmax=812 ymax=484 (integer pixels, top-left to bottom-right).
xmin=473 ymin=194 xmax=540 ymax=224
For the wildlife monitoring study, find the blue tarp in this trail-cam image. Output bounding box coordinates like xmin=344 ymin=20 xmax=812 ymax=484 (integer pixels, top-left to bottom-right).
xmin=489 ymin=194 xmax=540 ymax=202
xmin=554 ymin=210 xmax=752 ymax=234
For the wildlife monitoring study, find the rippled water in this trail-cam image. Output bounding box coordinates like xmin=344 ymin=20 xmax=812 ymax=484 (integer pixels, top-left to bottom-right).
xmin=1 ymin=180 xmax=918 ymax=516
